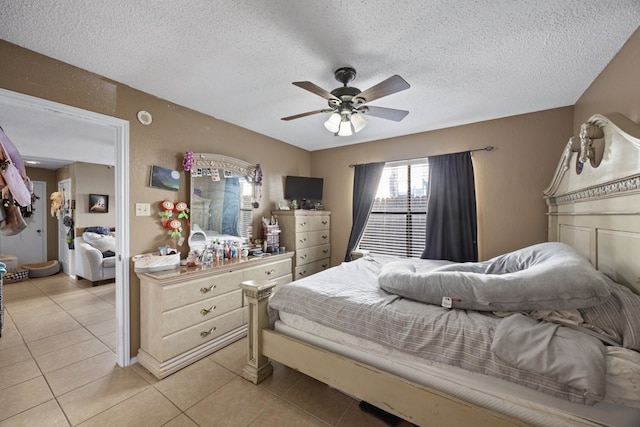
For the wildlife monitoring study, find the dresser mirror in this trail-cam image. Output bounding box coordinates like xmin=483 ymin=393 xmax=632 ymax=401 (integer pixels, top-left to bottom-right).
xmin=188 ymin=153 xmax=258 ymax=251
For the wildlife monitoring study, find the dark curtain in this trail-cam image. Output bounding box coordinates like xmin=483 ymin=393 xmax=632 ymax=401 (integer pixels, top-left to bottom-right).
xmin=344 ymin=162 xmax=385 ymax=261
xmin=421 ymin=151 xmax=478 ymax=262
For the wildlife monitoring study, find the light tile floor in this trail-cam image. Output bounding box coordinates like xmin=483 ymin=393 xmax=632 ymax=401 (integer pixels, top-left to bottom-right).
xmin=1 ymin=273 xmax=415 ymax=426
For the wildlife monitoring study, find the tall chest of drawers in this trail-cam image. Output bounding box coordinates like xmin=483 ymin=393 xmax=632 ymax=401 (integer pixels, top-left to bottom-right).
xmin=272 ymin=210 xmax=331 ymax=280
xmin=137 ymin=252 xmax=292 ymax=379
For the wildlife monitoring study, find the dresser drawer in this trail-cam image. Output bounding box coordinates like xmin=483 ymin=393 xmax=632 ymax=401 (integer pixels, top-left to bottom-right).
xmin=162 ymin=289 xmax=242 ymax=335
xmin=295 ymin=244 xmax=330 ymax=266
xmin=243 ymin=258 xmax=292 ymax=281
xmin=162 ymin=270 xmax=243 ymax=310
xmin=294 ymin=215 xmax=330 ymax=232
xmin=295 ymin=230 xmax=330 ymax=249
xmin=162 ymin=308 xmax=244 ymax=360
xmin=294 ymin=258 xmax=330 ymax=280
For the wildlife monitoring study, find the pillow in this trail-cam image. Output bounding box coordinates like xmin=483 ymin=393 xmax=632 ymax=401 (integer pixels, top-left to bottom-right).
xmin=578 ymin=275 xmax=640 ymax=352
xmin=84 ymin=226 xmax=111 ymax=235
xmin=83 ymin=231 xmax=116 ymax=253
xmin=378 ymin=242 xmax=610 ymax=312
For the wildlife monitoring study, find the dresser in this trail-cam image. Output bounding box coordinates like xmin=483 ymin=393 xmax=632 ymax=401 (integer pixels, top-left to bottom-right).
xmin=272 ymin=210 xmax=331 ymax=280
xmin=137 ymin=252 xmax=293 ymax=379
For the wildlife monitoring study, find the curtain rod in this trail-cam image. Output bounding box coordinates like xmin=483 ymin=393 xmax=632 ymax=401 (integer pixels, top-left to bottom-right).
xmin=348 ymin=146 xmax=494 ymax=168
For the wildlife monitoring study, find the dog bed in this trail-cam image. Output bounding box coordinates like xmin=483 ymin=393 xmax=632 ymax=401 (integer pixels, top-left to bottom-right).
xmin=4 ymin=269 xmax=29 ymax=282
xmin=20 ymin=260 xmax=60 ymax=278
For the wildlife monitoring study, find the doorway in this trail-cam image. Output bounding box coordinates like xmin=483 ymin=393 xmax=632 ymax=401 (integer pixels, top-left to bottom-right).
xmin=0 ymin=181 xmax=46 ymax=263
xmin=0 ymin=88 xmax=131 ymax=367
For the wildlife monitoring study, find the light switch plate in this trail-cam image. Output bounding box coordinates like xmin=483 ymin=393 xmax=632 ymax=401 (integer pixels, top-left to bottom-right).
xmin=135 ymin=203 xmax=151 ymax=216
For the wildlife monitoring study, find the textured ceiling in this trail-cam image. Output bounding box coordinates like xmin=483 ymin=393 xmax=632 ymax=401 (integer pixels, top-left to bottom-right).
xmin=1 ymin=0 xmax=639 ymax=158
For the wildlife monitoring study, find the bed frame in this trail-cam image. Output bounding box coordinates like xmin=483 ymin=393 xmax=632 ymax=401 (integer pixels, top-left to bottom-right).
xmin=240 ymin=113 xmax=640 ymax=427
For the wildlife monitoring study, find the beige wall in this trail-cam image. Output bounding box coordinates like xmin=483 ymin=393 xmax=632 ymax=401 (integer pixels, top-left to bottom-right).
xmin=574 ymin=28 xmax=640 ymax=132
xmin=1 ymin=40 xmax=311 ymax=356
xmin=312 ymin=107 xmax=574 ymax=263
xmin=72 ymin=162 xmax=116 ymax=230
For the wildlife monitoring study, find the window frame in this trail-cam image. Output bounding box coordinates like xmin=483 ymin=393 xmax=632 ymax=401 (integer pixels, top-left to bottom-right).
xmin=357 ymin=159 xmax=429 ymax=258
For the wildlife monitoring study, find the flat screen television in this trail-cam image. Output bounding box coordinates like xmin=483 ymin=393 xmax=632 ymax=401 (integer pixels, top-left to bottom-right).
xmin=284 ymin=175 xmax=323 ymax=202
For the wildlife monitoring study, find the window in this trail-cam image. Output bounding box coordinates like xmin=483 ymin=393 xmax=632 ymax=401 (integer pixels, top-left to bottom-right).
xmin=358 ymin=160 xmax=429 ymax=258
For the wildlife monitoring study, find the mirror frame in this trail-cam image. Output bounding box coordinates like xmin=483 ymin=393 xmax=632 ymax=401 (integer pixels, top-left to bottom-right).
xmin=188 ymin=153 xmax=258 ymax=250
xmin=191 ymin=153 xmax=257 ymax=180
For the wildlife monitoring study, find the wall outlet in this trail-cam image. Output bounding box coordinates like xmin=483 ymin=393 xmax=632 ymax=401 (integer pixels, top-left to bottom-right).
xmin=135 ymin=203 xmax=151 ymax=216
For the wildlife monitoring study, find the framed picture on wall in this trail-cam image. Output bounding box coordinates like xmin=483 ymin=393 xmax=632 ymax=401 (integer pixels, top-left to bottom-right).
xmin=150 ymin=165 xmax=181 ymax=191
xmin=89 ymin=194 xmax=109 ymax=213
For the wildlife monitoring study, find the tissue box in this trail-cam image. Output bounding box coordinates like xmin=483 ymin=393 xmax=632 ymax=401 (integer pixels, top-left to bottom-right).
xmin=133 ymin=253 xmax=180 ymax=273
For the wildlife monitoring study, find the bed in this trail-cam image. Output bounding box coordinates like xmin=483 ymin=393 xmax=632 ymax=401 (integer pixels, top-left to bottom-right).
xmin=240 ymin=112 xmax=640 ymax=427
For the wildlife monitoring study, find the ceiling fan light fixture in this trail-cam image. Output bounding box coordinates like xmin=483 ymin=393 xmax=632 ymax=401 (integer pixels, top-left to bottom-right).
xmin=324 ymin=112 xmax=341 ymax=133
xmin=350 ymin=112 xmax=367 ymax=133
xmin=337 ymin=118 xmax=353 ymax=136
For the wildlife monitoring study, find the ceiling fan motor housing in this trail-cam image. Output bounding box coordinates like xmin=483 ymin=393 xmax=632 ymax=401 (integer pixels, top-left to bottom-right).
xmin=334 ymin=67 xmax=357 ymax=85
xmin=329 ymin=86 xmax=361 ymax=109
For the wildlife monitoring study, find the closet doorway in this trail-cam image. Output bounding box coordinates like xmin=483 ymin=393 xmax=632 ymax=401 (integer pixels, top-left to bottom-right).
xmin=0 ymin=88 xmax=131 ymax=367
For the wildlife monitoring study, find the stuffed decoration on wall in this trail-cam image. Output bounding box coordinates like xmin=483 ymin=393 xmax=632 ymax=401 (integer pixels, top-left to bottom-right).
xmin=158 ymin=200 xmax=174 ymax=227
xmin=166 ymin=218 xmax=183 ymax=238
xmin=174 ymin=201 xmax=189 ymax=220
xmin=158 ymin=200 xmax=189 ymax=240
xmin=182 ymin=151 xmax=194 ymax=172
xmin=50 ymin=191 xmax=64 ymax=218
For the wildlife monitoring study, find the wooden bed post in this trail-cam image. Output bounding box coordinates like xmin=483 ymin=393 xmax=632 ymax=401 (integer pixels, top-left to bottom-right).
xmin=240 ymin=279 xmax=276 ymax=384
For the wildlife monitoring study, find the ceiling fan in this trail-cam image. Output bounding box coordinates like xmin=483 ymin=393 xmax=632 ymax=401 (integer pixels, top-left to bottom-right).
xmin=281 ymin=67 xmax=410 ymax=136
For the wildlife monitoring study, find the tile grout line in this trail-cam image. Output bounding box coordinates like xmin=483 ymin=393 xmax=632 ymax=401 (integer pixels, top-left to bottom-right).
xmin=2 ymin=276 xmax=117 ymax=426
xmin=2 ymin=288 xmax=71 ymax=425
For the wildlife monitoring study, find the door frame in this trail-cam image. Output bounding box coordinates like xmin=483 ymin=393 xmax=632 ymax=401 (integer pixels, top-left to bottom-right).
xmin=0 ymin=180 xmax=47 ymax=263
xmin=58 ymin=178 xmax=72 ymax=275
xmin=0 ymin=88 xmax=131 ymax=367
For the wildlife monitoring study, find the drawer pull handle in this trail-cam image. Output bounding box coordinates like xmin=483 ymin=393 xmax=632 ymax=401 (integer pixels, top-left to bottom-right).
xmin=265 ymin=269 xmax=275 ymax=276
xmin=322 ymin=235 xmax=328 ymax=239
xmin=200 ymin=326 xmax=217 ymax=337
xmin=322 ymin=249 xmax=328 ymax=254
xmin=200 ymin=305 xmax=216 ymax=315
xmin=322 ymin=220 xmax=328 ymax=225
xmin=322 ymin=264 xmax=328 ymax=268
xmin=299 ymin=238 xmax=306 ymax=243
xmin=298 ymin=271 xmax=306 ymax=277
xmin=300 ymin=254 xmax=307 ymax=259
xmin=299 ymin=221 xmax=307 ymax=226
xmin=200 ymin=284 xmax=217 ymax=293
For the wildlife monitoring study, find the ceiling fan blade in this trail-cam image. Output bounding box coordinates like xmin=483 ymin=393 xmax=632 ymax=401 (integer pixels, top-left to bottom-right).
xmin=354 ymin=75 xmax=410 ymax=104
xmin=361 ymin=106 xmax=409 ymax=122
xmin=281 ymin=109 xmax=333 ymax=121
xmin=292 ymin=81 xmax=340 ymax=101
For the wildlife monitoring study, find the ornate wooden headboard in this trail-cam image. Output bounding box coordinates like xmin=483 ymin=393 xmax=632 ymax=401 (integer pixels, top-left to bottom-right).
xmin=545 ymin=113 xmax=640 ymax=294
